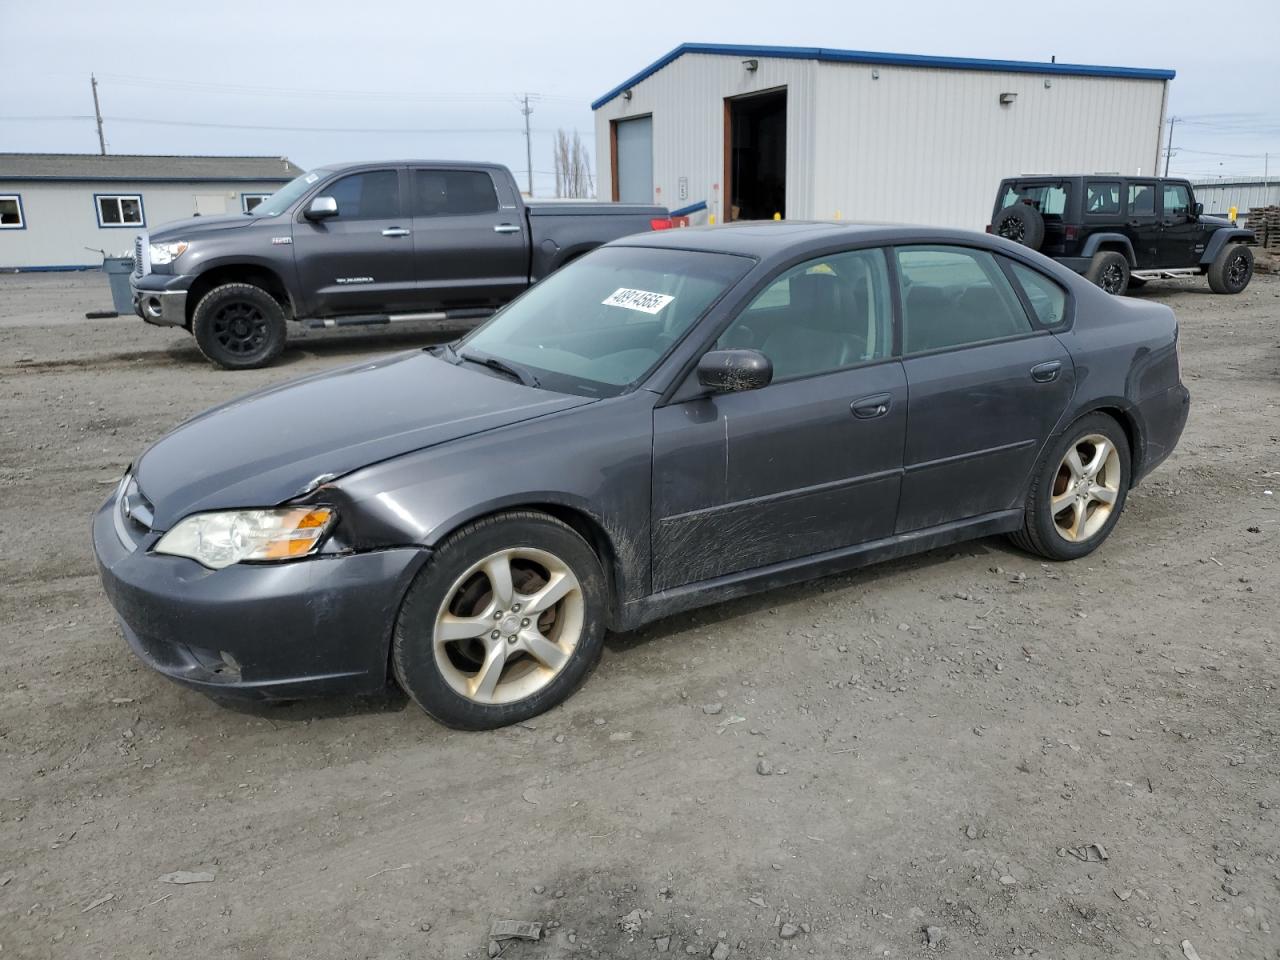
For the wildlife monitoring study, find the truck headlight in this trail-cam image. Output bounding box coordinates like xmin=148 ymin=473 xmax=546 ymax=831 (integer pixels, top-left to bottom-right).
xmin=153 ymin=507 xmax=335 ymax=569
xmin=148 ymin=241 xmax=189 ymax=265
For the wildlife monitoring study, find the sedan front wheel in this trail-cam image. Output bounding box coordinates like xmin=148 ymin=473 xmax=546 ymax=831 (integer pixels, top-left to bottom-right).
xmin=392 ymin=511 xmax=608 ymax=729
xmin=1011 ymin=413 xmax=1131 ymax=560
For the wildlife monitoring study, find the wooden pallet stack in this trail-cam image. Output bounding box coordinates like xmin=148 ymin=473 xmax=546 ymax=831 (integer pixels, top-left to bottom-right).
xmin=1245 ymin=206 xmax=1280 ymax=248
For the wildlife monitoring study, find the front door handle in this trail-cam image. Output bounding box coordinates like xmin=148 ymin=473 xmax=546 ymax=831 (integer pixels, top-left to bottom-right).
xmin=494 ymin=223 xmax=521 ymax=234
xmin=851 ymin=393 xmax=892 ymax=419
xmin=381 ymin=227 xmax=410 ymax=237
xmin=1031 ymin=360 xmax=1062 ymax=383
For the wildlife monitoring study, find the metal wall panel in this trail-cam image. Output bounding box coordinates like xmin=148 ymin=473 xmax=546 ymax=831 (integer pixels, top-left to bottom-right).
xmin=595 ymin=53 xmax=1167 ymax=230
xmin=0 ymin=180 xmax=289 ymax=269
xmin=812 ymin=64 xmax=1167 ymax=229
xmin=1190 ymin=179 xmax=1280 ymax=215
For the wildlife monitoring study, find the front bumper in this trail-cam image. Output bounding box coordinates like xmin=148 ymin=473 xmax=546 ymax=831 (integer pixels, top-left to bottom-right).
xmin=92 ymin=486 xmax=428 ymax=700
xmin=130 ymin=272 xmax=193 ymax=327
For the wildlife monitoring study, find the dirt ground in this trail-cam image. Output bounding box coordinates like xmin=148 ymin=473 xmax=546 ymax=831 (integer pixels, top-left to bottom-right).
xmin=1 ymin=268 xmax=1278 ymax=960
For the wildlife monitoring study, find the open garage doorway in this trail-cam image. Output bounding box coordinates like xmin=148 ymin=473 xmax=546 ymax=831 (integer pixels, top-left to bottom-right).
xmin=724 ymin=88 xmax=786 ymax=221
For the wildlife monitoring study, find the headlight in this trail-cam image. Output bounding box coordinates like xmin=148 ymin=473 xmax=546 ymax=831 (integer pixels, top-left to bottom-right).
xmin=153 ymin=507 xmax=335 ymax=569
xmin=148 ymin=241 xmax=189 ymax=265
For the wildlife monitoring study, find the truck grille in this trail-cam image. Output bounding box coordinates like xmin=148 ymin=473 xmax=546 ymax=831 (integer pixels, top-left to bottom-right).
xmin=133 ymin=235 xmax=144 ymax=277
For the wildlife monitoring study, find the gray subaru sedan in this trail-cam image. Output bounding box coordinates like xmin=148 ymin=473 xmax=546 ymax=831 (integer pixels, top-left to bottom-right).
xmin=93 ymin=222 xmax=1189 ymax=728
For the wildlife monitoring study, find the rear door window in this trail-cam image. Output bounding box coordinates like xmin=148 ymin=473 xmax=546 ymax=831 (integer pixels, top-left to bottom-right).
xmin=1128 ymin=182 xmax=1157 ymax=218
xmin=1007 ymin=261 xmax=1068 ymax=327
xmin=413 ymin=169 xmax=500 ymax=217
xmin=896 ymin=246 xmax=1033 ymax=354
xmin=1086 ymin=181 xmax=1121 ymax=216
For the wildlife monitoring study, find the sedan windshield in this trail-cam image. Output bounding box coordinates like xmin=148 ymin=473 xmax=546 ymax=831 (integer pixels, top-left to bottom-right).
xmin=250 ymin=169 xmax=332 ymax=217
xmin=458 ymin=246 xmax=753 ymax=397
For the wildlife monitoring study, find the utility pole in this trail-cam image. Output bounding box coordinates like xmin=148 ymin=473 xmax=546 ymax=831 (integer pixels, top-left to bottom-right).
xmin=90 ymin=73 xmax=106 ymax=155
xmin=1163 ymin=115 xmax=1177 ymax=177
xmin=518 ymin=93 xmax=534 ymax=197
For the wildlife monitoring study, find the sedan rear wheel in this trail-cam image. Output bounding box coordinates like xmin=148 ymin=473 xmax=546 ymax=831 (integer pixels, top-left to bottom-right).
xmin=1011 ymin=413 xmax=1131 ymax=560
xmin=392 ymin=511 xmax=607 ymax=729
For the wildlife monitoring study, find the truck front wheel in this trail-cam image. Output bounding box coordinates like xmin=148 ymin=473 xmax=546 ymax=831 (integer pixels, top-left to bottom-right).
xmin=191 ymin=283 xmax=287 ymax=370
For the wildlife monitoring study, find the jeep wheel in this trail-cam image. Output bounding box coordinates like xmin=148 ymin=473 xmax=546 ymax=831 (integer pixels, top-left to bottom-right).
xmin=1086 ymin=251 xmax=1130 ymax=296
xmin=992 ymin=203 xmax=1045 ymax=250
xmin=1207 ymin=243 xmax=1253 ymax=295
xmin=191 ymin=283 xmax=287 ymax=370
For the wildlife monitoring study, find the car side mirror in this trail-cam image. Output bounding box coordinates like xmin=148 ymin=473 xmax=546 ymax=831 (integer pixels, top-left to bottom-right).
xmin=696 ymin=349 xmax=773 ymax=393
xmin=304 ymin=196 xmax=338 ymax=221
xmin=1193 ymin=202 xmax=1203 ymax=218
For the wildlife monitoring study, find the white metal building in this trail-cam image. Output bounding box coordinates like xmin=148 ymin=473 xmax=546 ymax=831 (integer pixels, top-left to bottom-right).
xmin=0 ymin=154 xmax=303 ymax=270
xmin=1190 ymin=177 xmax=1279 ymax=216
xmin=593 ymin=44 xmax=1174 ymax=229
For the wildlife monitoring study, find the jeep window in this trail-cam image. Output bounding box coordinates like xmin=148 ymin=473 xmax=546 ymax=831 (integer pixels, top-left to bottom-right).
xmin=1001 ymin=183 xmax=1068 ymax=217
xmin=1163 ymin=183 xmax=1192 ymax=219
xmin=1128 ymin=183 xmax=1156 ymax=217
xmin=323 ymin=170 xmax=401 ymax=220
xmin=896 ymin=246 xmax=1033 ymax=354
xmin=1007 ymin=261 xmax=1067 ymax=327
xmin=251 ymin=169 xmax=333 ymax=218
xmin=1086 ymin=182 xmax=1121 ymax=216
xmin=413 ymin=170 xmax=499 ymax=217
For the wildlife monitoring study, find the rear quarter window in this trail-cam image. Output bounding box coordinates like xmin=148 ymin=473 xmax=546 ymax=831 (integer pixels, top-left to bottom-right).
xmin=1008 ymin=261 xmax=1068 ymax=327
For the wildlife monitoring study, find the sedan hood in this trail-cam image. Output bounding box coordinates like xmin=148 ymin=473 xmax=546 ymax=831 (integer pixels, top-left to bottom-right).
xmin=134 ymin=351 xmax=594 ymax=528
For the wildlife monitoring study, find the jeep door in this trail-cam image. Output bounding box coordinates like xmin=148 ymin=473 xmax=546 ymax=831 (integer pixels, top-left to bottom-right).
xmin=292 ymin=167 xmax=418 ymax=316
xmin=1124 ymin=180 xmax=1161 ymax=268
xmin=1156 ymin=182 xmax=1200 ymax=266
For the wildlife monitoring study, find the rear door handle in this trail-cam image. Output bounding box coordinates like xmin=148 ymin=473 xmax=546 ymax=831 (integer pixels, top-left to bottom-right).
xmin=381 ymin=227 xmax=410 ymax=237
xmin=851 ymin=393 xmax=892 ymax=419
xmin=494 ymin=224 xmax=521 ymax=234
xmin=1031 ymin=360 xmax=1062 ymax=383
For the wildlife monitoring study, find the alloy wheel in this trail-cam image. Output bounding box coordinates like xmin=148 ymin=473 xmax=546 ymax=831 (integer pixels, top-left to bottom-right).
xmin=998 ymin=217 xmax=1024 ymax=243
xmin=1227 ymin=252 xmax=1250 ymax=287
xmin=1100 ymin=263 xmax=1125 ymax=294
xmin=1050 ymin=433 xmax=1122 ymax=543
xmin=432 ymin=547 xmax=584 ymax=705
xmin=211 ymin=301 xmax=268 ymax=356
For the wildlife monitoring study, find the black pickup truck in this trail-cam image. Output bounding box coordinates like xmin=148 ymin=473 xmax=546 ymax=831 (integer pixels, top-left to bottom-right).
xmin=131 ymin=161 xmax=671 ymax=368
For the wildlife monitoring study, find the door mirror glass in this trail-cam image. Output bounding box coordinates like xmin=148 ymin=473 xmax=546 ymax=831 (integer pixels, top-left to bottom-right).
xmin=1193 ymin=201 xmax=1204 ymax=218
xmin=305 ymin=196 xmax=338 ymax=220
xmin=697 ymin=349 xmax=773 ymax=393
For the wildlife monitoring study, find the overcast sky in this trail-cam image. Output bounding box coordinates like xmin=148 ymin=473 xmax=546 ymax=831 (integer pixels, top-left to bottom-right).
xmin=3 ymin=0 xmax=1278 ymax=194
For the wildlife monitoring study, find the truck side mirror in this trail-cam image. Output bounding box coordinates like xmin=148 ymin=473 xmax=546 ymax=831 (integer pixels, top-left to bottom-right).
xmin=305 ymin=196 xmax=338 ymax=221
xmin=1193 ymin=202 xmax=1203 ymax=218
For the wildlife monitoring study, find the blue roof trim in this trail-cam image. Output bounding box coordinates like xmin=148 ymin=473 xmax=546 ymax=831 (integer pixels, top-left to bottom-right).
xmin=591 ymin=43 xmax=1175 ymax=110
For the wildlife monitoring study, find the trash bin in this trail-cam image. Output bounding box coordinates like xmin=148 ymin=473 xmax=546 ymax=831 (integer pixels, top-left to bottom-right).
xmin=102 ymin=256 xmax=135 ymax=315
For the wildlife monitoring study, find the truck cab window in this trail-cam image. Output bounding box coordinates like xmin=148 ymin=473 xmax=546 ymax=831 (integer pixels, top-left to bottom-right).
xmin=414 ymin=170 xmax=499 ymax=217
xmin=324 ymin=170 xmax=400 ymax=220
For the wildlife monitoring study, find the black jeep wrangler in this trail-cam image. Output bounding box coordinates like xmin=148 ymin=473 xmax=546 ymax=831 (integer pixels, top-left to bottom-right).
xmin=990 ymin=175 xmax=1255 ymax=296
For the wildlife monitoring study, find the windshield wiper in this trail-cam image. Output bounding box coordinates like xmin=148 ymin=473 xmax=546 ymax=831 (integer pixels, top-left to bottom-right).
xmin=456 ymin=349 xmax=540 ymax=388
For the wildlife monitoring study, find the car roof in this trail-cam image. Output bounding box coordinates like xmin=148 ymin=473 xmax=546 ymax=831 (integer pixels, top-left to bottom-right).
xmin=612 ymin=220 xmax=1009 ymax=259
xmin=1002 ymin=174 xmax=1187 ymax=181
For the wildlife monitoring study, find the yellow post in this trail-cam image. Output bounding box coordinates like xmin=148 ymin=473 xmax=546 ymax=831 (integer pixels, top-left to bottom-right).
xmin=773 ymin=211 xmax=781 ymax=220
xmin=709 ymin=213 xmax=717 ymax=225
xmin=835 ymin=209 xmax=842 ymax=220
xmin=1229 ymin=205 xmax=1238 ymax=223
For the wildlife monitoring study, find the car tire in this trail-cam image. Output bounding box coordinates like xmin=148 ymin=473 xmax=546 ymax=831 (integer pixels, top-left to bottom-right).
xmin=991 ymin=204 xmax=1045 ymax=250
xmin=391 ymin=511 xmax=608 ymax=730
xmin=1207 ymin=243 xmax=1253 ymax=294
xmin=1085 ymin=251 xmax=1130 ymax=296
xmin=1010 ymin=413 xmax=1132 ymax=562
xmin=191 ymin=283 xmax=288 ymax=370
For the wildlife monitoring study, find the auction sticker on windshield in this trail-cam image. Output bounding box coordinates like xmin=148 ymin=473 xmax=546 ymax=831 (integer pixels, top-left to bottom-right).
xmin=602 ymin=288 xmax=674 ymax=315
